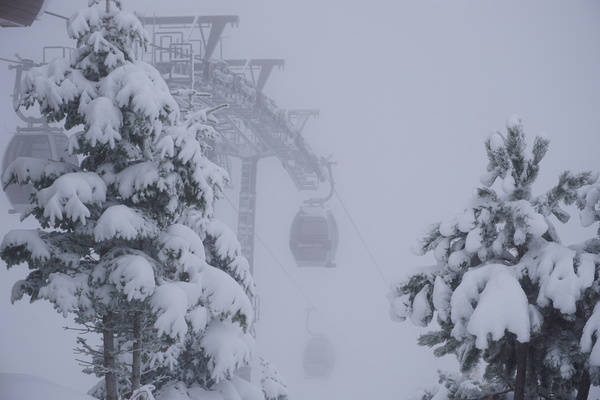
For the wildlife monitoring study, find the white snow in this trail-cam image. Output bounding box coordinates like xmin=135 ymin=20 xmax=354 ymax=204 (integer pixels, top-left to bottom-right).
xmin=36 ymin=172 xmax=106 ymax=226
xmin=201 ymin=265 xmax=253 ymax=321
xmin=231 ymin=376 xmax=265 ymax=400
xmin=0 ymin=229 xmax=50 ymax=262
xmin=0 ymin=374 xmax=96 ymax=400
xmin=20 ymin=57 xmax=80 ymax=113
xmin=151 ymin=282 xmax=190 ymax=341
xmin=409 ymin=284 xmax=431 ymax=327
xmin=508 ymin=200 xmax=548 ymax=238
xmin=581 ymin=303 xmax=600 ymax=366
xmin=579 ymin=181 xmax=600 ymax=227
xmin=450 ymin=264 xmax=530 ymax=348
xmin=447 ymin=249 xmax=469 ymax=270
xmin=456 ymin=209 xmax=476 ymax=233
xmin=388 ymin=293 xmax=409 ymax=322
xmin=94 ymin=205 xmax=159 ymax=241
xmin=488 ymin=131 xmax=505 ymax=152
xmin=439 ymin=216 xmax=457 ymax=237
xmin=186 ymin=305 xmax=209 ymax=333
xmin=260 ymin=358 xmax=288 ymax=400
xmin=156 ymin=381 xmax=222 ymax=400
xmin=101 ymin=62 xmax=178 ymax=133
xmin=465 ymin=227 xmax=483 ymax=253
xmin=432 ymin=276 xmax=452 ymax=321
xmin=433 ymin=237 xmax=450 ymax=262
xmin=200 ymin=320 xmax=254 ymax=382
xmin=108 ymin=254 xmax=156 ymax=301
xmin=506 ymin=114 xmax=522 ymax=131
xmin=81 ymin=96 xmax=123 ymax=148
xmin=205 ymin=220 xmax=242 ymax=261
xmin=2 ymin=157 xmax=78 ymax=188
xmin=38 ymin=272 xmax=91 ymax=317
xmin=527 ymin=242 xmax=594 ymax=315
xmin=502 ymin=174 xmax=516 ymax=195
xmin=157 ymin=224 xmax=206 ymax=275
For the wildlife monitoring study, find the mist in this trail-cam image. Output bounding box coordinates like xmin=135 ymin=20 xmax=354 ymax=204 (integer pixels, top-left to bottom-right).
xmin=0 ymin=1 xmax=599 ymax=399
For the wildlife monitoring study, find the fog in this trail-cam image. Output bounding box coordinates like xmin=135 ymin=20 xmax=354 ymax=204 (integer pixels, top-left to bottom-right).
xmin=0 ymin=1 xmax=599 ymax=399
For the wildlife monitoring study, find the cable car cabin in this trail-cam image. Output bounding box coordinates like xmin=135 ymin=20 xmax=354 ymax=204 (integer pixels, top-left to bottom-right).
xmin=289 ymin=206 xmax=338 ymax=268
xmin=2 ymin=130 xmax=78 ymax=212
xmin=303 ymin=334 xmax=335 ymax=379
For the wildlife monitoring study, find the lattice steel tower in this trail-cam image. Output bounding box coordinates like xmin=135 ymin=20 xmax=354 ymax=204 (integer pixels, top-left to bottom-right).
xmin=135 ymin=14 xmax=328 ymax=273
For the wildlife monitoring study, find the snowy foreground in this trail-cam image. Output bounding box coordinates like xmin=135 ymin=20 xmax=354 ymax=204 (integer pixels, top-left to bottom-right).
xmin=0 ymin=373 xmax=267 ymax=400
xmin=0 ymin=374 xmax=95 ymax=400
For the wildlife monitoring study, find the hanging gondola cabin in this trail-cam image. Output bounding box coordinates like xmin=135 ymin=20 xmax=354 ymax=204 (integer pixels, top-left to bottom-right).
xmin=289 ymin=205 xmax=338 ymax=268
xmin=2 ymin=129 xmax=78 ymax=212
xmin=303 ymin=334 xmax=335 ymax=379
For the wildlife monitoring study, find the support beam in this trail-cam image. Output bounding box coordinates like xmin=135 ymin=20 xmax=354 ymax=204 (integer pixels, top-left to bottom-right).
xmin=287 ymin=109 xmax=320 ymax=134
xmin=225 ymin=59 xmax=285 ymax=91
xmin=237 ymin=157 xmax=258 ymax=274
xmin=136 ymin=14 xmax=239 ymax=60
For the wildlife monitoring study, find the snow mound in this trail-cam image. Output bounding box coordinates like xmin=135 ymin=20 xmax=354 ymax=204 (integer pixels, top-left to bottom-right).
xmin=0 ymin=374 xmax=95 ymax=400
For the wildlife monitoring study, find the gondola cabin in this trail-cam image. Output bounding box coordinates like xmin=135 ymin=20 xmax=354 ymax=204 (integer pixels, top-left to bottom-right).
xmin=303 ymin=334 xmax=335 ymax=379
xmin=2 ymin=129 xmax=78 ymax=212
xmin=289 ymin=206 xmax=338 ymax=268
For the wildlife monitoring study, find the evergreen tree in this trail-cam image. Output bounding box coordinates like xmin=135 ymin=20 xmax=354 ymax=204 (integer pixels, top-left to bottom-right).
xmin=389 ymin=116 xmax=597 ymax=399
xmin=575 ymin=176 xmax=600 ymax=400
xmin=260 ymin=358 xmax=289 ymax=400
xmin=1 ymin=1 xmax=256 ymax=399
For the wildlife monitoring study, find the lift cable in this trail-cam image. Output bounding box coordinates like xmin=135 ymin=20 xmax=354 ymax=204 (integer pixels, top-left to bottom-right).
xmin=221 ymin=192 xmax=369 ymax=367
xmin=45 ymin=11 xmax=68 ymax=20
xmin=329 ymin=183 xmax=442 ymax=372
xmin=331 ymin=186 xmax=390 ymax=286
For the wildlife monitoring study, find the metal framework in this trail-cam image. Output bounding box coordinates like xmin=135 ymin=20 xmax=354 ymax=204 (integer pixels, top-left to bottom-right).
xmin=136 ymin=14 xmax=328 ymax=272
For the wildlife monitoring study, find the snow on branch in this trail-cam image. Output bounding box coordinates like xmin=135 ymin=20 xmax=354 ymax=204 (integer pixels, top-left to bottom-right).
xmin=525 ymin=241 xmax=595 ymax=314
xmin=201 ymin=266 xmax=253 ymax=325
xmin=36 ymin=172 xmax=106 ymax=226
xmin=38 ymin=272 xmax=92 ymax=317
xmin=450 ymin=264 xmax=530 ymax=349
xmin=2 ymin=157 xmax=79 ymax=190
xmin=81 ymin=96 xmax=122 ymax=148
xmin=260 ymin=358 xmax=289 ymax=400
xmin=578 ymin=175 xmax=600 ymax=227
xmin=200 ymin=320 xmax=253 ymax=383
xmin=19 ymin=58 xmax=81 ymax=116
xmin=0 ymin=229 xmax=51 ymax=265
xmin=108 ymin=253 xmax=156 ymax=301
xmin=94 ymin=205 xmax=159 ymax=241
xmin=157 ymin=224 xmax=207 ymax=276
xmin=581 ymin=304 xmax=600 ymax=366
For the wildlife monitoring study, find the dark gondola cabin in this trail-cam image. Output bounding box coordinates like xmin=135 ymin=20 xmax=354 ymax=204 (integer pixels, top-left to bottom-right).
xmin=289 ymin=206 xmax=338 ymax=268
xmin=303 ymin=334 xmax=335 ymax=379
xmin=2 ymin=129 xmax=78 ymax=212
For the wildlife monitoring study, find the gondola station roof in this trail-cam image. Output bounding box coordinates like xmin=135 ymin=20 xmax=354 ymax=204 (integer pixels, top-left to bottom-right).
xmin=0 ymin=0 xmax=52 ymax=28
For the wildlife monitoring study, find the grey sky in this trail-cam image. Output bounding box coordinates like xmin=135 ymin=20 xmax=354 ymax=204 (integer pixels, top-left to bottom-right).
xmin=0 ymin=1 xmax=599 ymax=399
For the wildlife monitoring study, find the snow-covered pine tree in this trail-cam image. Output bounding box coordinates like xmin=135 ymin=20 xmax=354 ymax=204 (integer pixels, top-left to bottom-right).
xmin=389 ymin=116 xmax=596 ymax=399
xmin=574 ymin=176 xmax=600 ymax=400
xmin=260 ymin=358 xmax=289 ymax=400
xmin=1 ymin=1 xmax=256 ymax=399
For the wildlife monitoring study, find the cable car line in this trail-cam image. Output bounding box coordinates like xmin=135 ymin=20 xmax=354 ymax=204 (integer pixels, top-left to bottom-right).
xmin=220 ymin=192 xmax=370 ymax=368
xmin=331 ymin=186 xmax=390 ymax=287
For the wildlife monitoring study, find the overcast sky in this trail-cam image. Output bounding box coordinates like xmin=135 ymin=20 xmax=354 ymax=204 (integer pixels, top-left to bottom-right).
xmin=1 ymin=1 xmax=599 ymax=399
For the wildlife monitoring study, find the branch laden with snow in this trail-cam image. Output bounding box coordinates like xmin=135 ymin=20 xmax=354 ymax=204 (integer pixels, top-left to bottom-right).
xmin=390 ymin=116 xmax=598 ymax=399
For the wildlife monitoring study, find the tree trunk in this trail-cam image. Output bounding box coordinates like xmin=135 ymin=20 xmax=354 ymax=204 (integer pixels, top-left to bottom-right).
xmin=131 ymin=312 xmax=142 ymax=392
xmin=576 ymin=369 xmax=591 ymax=400
xmin=103 ymin=312 xmax=118 ymax=400
xmin=514 ymin=341 xmax=529 ymax=400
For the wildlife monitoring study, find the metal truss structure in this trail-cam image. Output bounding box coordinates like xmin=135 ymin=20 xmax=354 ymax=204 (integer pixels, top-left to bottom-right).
xmin=135 ymin=14 xmax=328 ymax=272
